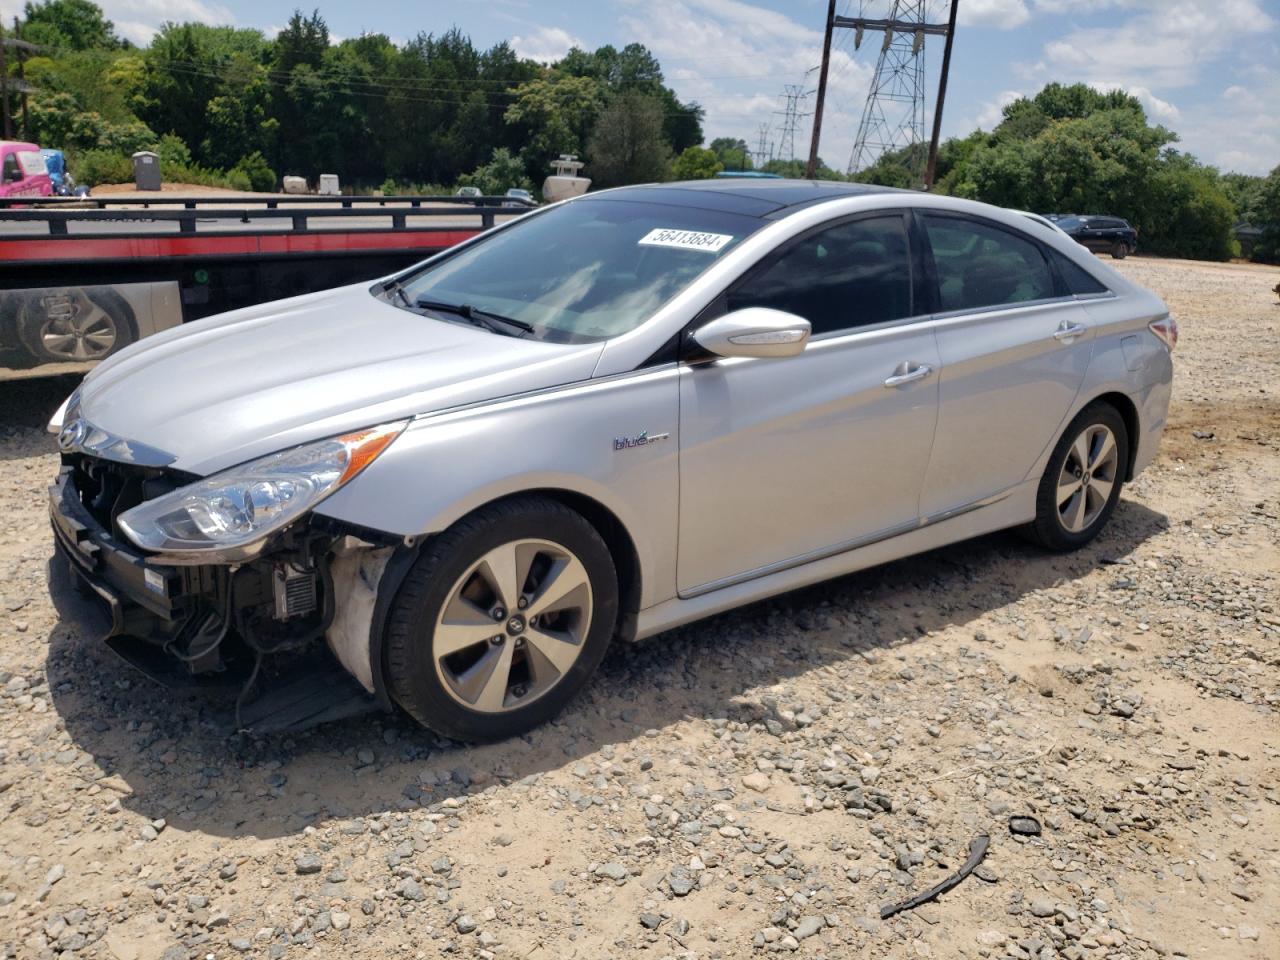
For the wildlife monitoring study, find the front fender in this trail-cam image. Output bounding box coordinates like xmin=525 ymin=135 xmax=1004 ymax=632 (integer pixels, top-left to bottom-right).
xmin=314 ymin=367 xmax=682 ymax=610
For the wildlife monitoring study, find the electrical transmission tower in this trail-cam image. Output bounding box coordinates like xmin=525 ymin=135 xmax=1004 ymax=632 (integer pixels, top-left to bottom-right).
xmin=755 ymin=123 xmax=774 ymax=167
xmin=807 ymin=2 xmax=958 ymax=187
xmin=774 ymin=84 xmax=812 ymax=162
xmin=847 ymin=2 xmax=934 ymax=180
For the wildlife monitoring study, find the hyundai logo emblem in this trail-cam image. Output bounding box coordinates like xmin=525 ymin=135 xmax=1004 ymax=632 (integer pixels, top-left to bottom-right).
xmin=57 ymin=419 xmax=86 ymax=453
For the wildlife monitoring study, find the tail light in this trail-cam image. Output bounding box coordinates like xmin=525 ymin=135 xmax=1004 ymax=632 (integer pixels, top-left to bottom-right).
xmin=1149 ymin=315 xmax=1177 ymax=351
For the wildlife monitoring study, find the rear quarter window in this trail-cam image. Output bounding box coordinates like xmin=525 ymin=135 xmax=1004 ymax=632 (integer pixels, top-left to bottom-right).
xmin=923 ymin=215 xmax=1055 ymax=312
xmin=1048 ymin=249 xmax=1110 ymax=296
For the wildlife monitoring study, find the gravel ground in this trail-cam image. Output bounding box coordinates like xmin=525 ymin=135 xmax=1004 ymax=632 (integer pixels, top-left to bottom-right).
xmin=1 ymin=256 xmax=1277 ymax=960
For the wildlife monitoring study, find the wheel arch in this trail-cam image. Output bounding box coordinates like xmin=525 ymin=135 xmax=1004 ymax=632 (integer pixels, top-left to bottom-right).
xmin=366 ymin=487 xmax=644 ymax=711
xmin=1089 ymin=390 xmax=1141 ymax=481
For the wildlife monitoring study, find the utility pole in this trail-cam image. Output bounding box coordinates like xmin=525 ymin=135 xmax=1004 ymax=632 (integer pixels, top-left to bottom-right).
xmin=805 ymin=0 xmax=837 ymax=178
xmin=0 ymin=21 xmax=10 ymax=141
xmin=835 ymin=2 xmax=955 ymax=187
xmin=14 ymin=19 xmax=27 ymax=140
xmin=923 ymin=1 xmax=959 ymax=190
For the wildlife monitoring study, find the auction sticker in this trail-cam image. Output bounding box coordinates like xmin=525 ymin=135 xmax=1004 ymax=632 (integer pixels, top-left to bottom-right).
xmin=638 ymin=228 xmax=733 ymax=253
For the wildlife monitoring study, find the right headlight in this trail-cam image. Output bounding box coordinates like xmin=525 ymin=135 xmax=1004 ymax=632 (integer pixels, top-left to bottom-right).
xmin=118 ymin=422 xmax=406 ymax=558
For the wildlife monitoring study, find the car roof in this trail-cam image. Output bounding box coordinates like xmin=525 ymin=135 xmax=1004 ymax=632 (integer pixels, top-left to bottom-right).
xmin=587 ymin=179 xmax=905 ymax=218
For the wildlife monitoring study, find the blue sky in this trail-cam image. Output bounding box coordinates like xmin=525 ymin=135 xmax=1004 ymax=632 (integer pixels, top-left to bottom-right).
xmin=9 ymin=0 xmax=1279 ymax=174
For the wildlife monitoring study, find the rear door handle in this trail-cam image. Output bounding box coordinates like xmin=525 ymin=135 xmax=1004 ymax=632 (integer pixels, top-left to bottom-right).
xmin=1053 ymin=322 xmax=1088 ymax=342
xmin=884 ymin=362 xmax=934 ymax=388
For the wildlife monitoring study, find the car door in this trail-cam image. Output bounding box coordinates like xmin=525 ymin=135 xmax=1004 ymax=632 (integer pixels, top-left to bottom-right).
xmin=677 ymin=211 xmax=940 ymax=595
xmin=917 ymin=213 xmax=1096 ymax=519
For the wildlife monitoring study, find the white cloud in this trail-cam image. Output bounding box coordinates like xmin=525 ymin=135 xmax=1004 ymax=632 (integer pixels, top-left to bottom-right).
xmin=958 ymin=0 xmax=1032 ymax=29
xmin=975 ymin=89 xmax=1024 ymax=129
xmin=511 ymin=25 xmax=587 ymax=63
xmin=1038 ymin=0 xmax=1275 ymax=89
xmin=620 ymin=0 xmax=875 ymax=168
xmin=1177 ymin=70 xmax=1280 ymax=174
xmin=0 ymin=0 xmax=238 ymax=44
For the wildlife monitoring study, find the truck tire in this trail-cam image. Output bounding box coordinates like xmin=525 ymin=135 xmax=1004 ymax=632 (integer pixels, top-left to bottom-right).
xmin=16 ymin=287 xmax=138 ymax=364
xmin=1110 ymin=241 xmax=1128 ymax=260
xmin=384 ymin=496 xmax=618 ymax=742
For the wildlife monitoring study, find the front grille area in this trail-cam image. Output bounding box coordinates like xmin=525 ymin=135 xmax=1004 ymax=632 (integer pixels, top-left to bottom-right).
xmin=64 ymin=453 xmax=197 ymax=538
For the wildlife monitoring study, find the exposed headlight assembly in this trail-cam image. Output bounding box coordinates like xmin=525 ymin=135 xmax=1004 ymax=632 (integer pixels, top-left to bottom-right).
xmin=119 ymin=422 xmax=406 ymax=559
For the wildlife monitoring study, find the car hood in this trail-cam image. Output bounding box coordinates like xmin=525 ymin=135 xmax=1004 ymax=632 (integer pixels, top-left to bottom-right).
xmin=76 ymin=283 xmax=603 ymax=475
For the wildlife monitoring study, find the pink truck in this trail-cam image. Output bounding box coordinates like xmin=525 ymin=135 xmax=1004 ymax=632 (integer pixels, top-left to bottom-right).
xmin=0 ymin=141 xmax=53 ymax=199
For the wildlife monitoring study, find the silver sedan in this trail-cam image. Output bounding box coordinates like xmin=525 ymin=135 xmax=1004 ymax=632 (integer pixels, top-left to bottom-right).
xmin=49 ymin=179 xmax=1175 ymax=740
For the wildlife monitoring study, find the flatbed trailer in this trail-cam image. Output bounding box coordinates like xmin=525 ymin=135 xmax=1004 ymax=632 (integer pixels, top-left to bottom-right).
xmin=0 ymin=194 xmax=527 ymax=377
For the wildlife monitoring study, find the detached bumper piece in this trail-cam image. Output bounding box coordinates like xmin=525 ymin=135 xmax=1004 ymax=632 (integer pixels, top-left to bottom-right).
xmin=49 ymin=466 xmax=379 ymax=733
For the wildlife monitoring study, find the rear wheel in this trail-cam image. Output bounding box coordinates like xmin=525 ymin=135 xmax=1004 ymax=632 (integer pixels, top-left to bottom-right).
xmin=1028 ymin=401 xmax=1128 ymax=551
xmin=384 ymin=497 xmax=618 ymax=741
xmin=1110 ymin=241 xmax=1129 ymax=260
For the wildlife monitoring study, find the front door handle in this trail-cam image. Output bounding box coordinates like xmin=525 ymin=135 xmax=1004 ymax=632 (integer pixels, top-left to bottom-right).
xmin=1053 ymin=321 xmax=1088 ymax=342
xmin=884 ymin=362 xmax=934 ymax=388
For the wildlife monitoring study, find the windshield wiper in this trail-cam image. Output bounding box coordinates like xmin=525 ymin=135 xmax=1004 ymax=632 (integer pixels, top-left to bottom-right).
xmin=414 ymin=298 xmax=535 ymax=336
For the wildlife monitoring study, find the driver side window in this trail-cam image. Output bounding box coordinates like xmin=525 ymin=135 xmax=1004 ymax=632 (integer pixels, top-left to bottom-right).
xmin=2 ymin=154 xmax=20 ymax=183
xmin=727 ymin=214 xmax=914 ymax=336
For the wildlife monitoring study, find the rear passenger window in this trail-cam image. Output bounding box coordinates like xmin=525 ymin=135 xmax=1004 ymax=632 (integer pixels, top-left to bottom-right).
xmin=1050 ymin=250 xmax=1109 ymax=296
xmin=923 ymin=216 xmax=1054 ymax=312
xmin=728 ymin=215 xmax=912 ymax=335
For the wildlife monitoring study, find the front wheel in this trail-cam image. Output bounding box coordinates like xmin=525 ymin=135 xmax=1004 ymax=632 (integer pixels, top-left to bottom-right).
xmin=384 ymin=497 xmax=618 ymax=741
xmin=1028 ymin=401 xmax=1128 ymax=551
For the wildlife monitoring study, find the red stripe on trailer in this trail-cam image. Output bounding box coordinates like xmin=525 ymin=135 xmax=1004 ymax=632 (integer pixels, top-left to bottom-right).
xmin=0 ymin=229 xmax=480 ymax=262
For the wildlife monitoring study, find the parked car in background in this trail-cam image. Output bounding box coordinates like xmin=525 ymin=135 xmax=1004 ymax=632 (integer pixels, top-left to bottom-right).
xmin=503 ymin=187 xmax=534 ymax=207
xmin=0 ymin=141 xmax=53 ymax=199
xmin=47 ymin=180 xmax=1175 ymax=741
xmin=1055 ymin=215 xmax=1138 ymax=259
xmin=455 ymin=186 xmax=482 ymax=198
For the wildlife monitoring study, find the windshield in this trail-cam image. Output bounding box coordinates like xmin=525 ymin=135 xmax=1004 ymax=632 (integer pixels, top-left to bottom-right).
xmin=1056 ymin=216 xmax=1084 ymax=231
xmin=392 ymin=197 xmax=762 ymax=343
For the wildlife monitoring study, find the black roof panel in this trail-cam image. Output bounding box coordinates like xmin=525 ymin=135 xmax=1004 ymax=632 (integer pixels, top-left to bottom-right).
xmin=584 ymin=179 xmax=905 ymax=218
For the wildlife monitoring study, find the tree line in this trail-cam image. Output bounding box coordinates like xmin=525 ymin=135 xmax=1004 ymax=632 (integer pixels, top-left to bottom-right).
xmin=10 ymin=0 xmax=702 ymax=194
xmin=847 ymin=83 xmax=1279 ymax=263
xmin=5 ymin=2 xmax=1278 ymax=262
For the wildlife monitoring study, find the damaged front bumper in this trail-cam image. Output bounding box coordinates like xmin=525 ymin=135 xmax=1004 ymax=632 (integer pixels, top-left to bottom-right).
xmin=48 ymin=465 xmax=397 ymax=729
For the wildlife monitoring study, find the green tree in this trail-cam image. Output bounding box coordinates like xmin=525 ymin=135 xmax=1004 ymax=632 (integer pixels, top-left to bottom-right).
xmin=457 ymin=147 xmax=530 ymax=196
xmin=672 ymin=145 xmax=723 ymax=180
xmin=586 ymin=91 xmax=672 ymax=187
xmin=504 ymin=76 xmax=605 ymax=177
xmin=21 ymin=0 xmax=118 ymax=50
xmin=233 ymin=151 xmax=277 ymax=192
xmin=1251 ymin=165 xmax=1280 ymax=263
xmin=708 ymin=137 xmax=752 ymax=172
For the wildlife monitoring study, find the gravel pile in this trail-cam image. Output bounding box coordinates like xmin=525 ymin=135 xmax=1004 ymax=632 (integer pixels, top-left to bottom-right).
xmin=0 ymin=257 xmax=1276 ymax=959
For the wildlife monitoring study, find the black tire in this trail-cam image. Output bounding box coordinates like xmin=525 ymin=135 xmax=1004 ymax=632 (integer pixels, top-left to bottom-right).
xmin=384 ymin=496 xmax=618 ymax=742
xmin=1028 ymin=401 xmax=1129 ymax=551
xmin=1110 ymin=241 xmax=1128 ymax=260
xmin=16 ymin=287 xmax=138 ymax=364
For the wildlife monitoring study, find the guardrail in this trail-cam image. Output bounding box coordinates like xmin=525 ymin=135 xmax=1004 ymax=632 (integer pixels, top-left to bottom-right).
xmin=0 ymin=193 xmax=526 ymax=209
xmin=0 ymin=204 xmax=531 ymax=235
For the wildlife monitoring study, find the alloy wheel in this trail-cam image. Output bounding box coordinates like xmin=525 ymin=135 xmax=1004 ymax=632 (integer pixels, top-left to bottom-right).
xmin=432 ymin=538 xmax=593 ymax=713
xmin=38 ymin=293 xmax=120 ymax=361
xmin=1056 ymin=423 xmax=1119 ymax=533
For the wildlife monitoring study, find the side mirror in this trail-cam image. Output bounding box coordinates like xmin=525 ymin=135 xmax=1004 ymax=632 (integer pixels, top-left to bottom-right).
xmin=691 ymin=307 xmax=811 ymax=360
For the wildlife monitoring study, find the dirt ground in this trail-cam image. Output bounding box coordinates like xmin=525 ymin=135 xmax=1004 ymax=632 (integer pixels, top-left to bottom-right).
xmin=0 ymin=257 xmax=1277 ymax=960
